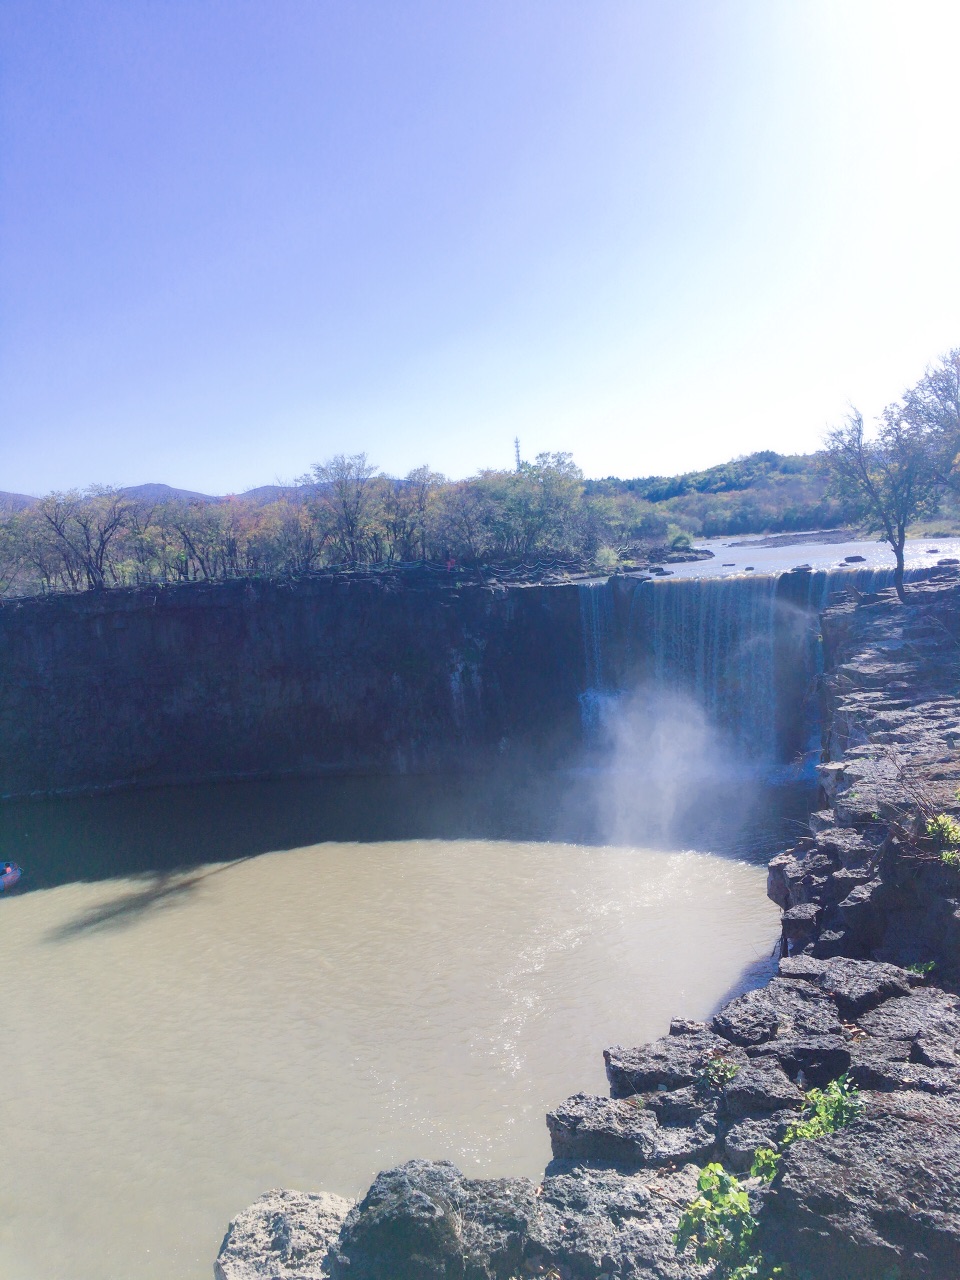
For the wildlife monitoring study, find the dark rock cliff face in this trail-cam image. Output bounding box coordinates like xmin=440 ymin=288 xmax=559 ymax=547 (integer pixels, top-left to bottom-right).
xmin=216 ymin=576 xmax=960 ymax=1280
xmin=0 ymin=566 xmax=857 ymax=798
xmin=769 ymin=576 xmax=960 ymax=987
xmin=0 ymin=578 xmax=585 ymax=797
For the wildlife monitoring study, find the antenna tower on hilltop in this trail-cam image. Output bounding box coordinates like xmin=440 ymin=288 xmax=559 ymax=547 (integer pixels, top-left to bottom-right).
xmin=514 ymin=437 xmax=521 ymax=471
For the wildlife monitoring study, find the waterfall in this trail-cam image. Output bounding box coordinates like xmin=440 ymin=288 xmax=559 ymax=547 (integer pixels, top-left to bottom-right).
xmin=579 ymin=563 xmax=940 ymax=767
xmin=627 ymin=575 xmax=780 ymax=760
xmin=578 ymin=582 xmax=616 ymax=731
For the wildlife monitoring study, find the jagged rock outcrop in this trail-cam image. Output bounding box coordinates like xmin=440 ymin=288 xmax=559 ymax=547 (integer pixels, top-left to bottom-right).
xmin=330 ymin=1162 xmax=538 ymax=1280
xmin=604 ymin=1025 xmax=748 ymax=1095
xmin=327 ymin=1157 xmax=710 ymax=1280
xmin=759 ymin=1090 xmax=960 ymax=1280
xmin=546 ymin=1088 xmax=721 ymax=1169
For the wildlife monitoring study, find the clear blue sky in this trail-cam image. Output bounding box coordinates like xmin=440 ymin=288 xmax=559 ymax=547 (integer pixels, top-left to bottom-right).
xmin=2 ymin=0 xmax=959 ymax=495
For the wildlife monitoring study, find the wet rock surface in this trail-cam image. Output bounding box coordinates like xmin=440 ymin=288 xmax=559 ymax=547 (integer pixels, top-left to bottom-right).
xmin=216 ymin=577 xmax=960 ymax=1280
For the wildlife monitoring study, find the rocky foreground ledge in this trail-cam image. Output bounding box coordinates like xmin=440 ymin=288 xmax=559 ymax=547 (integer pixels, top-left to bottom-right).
xmin=216 ymin=578 xmax=960 ymax=1280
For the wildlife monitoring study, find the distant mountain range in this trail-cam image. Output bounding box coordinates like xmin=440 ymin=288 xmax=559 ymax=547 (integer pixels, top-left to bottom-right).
xmin=0 ymin=491 xmax=39 ymax=512
xmin=0 ymin=483 xmax=290 ymax=512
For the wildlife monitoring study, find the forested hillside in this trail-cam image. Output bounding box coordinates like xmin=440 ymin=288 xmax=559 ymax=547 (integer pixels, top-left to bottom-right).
xmin=587 ymin=450 xmax=852 ymax=537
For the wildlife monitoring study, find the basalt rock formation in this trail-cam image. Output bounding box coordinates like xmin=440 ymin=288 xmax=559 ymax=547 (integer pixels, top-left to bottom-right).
xmin=769 ymin=575 xmax=960 ymax=986
xmin=215 ymin=1191 xmax=354 ymax=1280
xmin=0 ymin=577 xmax=584 ymax=797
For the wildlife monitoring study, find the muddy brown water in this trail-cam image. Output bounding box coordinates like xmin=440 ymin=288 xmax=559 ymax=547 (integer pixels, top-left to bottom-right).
xmin=0 ymin=776 xmax=801 ymax=1280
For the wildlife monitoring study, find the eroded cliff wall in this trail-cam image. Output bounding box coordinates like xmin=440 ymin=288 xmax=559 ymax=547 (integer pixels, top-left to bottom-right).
xmin=0 ymin=578 xmax=585 ymax=797
xmin=2 ymin=566 xmax=920 ymax=800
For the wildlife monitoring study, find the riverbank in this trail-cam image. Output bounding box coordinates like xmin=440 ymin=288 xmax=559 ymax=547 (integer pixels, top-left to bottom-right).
xmin=217 ymin=572 xmax=960 ymax=1280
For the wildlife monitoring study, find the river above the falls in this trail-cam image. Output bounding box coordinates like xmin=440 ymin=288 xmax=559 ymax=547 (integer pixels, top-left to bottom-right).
xmin=672 ymin=533 xmax=960 ymax=579
xmin=0 ymin=774 xmax=809 ymax=1280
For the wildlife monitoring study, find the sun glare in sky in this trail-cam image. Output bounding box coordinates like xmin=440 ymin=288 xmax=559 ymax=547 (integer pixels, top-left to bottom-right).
xmin=2 ymin=0 xmax=959 ymax=493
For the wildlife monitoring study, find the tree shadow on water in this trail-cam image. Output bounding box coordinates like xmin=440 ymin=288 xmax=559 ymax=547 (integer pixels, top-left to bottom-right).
xmin=2 ymin=770 xmax=605 ymax=892
xmin=43 ymin=857 xmax=259 ymax=943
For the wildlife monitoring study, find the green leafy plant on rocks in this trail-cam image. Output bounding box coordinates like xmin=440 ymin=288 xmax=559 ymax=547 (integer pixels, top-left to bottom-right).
xmin=750 ymin=1147 xmax=781 ymax=1182
xmin=783 ymin=1073 xmax=863 ymax=1144
xmin=926 ymin=813 xmax=960 ymax=866
xmin=907 ymin=960 xmax=936 ymax=977
xmin=673 ymin=1164 xmax=767 ymax=1277
xmin=673 ymin=1162 xmax=785 ymax=1280
xmin=926 ymin=814 xmax=960 ymax=855
xmin=674 ymin=1075 xmax=863 ymax=1278
xmin=697 ymin=1056 xmax=741 ymax=1092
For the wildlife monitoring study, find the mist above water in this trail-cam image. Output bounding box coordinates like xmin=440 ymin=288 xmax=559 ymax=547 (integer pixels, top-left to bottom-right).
xmin=580 ymin=564 xmax=946 ymax=795
xmin=588 ymin=684 xmax=749 ymax=850
xmin=578 ymin=573 xmax=818 ymax=857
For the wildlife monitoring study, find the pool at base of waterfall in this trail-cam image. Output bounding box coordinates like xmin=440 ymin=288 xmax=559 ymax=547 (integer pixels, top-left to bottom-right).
xmin=0 ymin=771 xmax=808 ymax=1280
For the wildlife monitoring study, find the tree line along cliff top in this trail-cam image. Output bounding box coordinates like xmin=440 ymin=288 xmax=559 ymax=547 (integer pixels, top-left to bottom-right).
xmin=0 ymin=449 xmax=861 ymax=600
xmin=2 ymin=345 xmax=957 ymax=598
